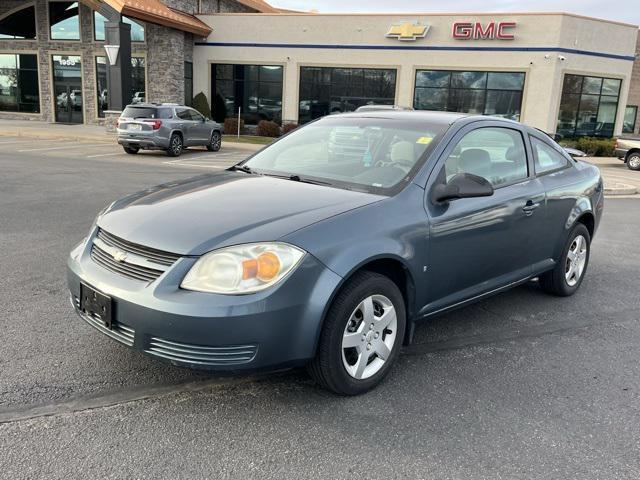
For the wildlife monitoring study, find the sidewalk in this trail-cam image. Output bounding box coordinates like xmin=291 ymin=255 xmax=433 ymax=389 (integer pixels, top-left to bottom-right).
xmin=0 ymin=118 xmax=264 ymax=152
xmin=582 ymin=157 xmax=640 ymax=196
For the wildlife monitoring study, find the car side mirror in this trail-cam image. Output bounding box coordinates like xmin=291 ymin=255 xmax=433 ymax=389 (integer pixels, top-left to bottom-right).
xmin=432 ymin=173 xmax=494 ymax=203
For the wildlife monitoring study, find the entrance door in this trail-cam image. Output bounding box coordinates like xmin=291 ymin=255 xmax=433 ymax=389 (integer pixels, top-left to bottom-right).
xmin=52 ymin=55 xmax=83 ymax=124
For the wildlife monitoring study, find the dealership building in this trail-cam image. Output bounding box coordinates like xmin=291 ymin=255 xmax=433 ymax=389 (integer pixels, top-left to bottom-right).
xmin=1 ymin=0 xmax=638 ymax=137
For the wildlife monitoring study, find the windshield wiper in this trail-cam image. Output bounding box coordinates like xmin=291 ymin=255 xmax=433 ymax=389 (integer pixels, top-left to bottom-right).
xmin=229 ymin=164 xmax=254 ymax=174
xmin=287 ymin=174 xmax=332 ymax=186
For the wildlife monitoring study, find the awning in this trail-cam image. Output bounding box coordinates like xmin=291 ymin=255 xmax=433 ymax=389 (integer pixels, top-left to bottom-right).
xmin=93 ymin=0 xmax=212 ymax=36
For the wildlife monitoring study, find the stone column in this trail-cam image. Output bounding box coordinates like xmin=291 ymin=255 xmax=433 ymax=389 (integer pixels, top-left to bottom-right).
xmin=104 ymin=20 xmax=132 ymax=111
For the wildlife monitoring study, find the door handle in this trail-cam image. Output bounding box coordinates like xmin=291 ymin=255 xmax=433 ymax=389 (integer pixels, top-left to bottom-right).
xmin=522 ymin=200 xmax=540 ymax=216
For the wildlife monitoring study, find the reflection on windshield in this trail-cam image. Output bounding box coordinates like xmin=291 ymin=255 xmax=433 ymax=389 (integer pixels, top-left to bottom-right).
xmin=244 ymin=117 xmax=447 ymax=193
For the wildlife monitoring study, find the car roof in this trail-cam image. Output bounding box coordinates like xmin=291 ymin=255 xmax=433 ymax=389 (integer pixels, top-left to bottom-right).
xmin=330 ymin=110 xmax=525 ymax=129
xmin=124 ymin=103 xmax=183 ymax=109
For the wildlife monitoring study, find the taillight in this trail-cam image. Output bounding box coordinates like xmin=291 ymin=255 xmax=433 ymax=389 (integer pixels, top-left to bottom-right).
xmin=614 ymin=139 xmax=618 ymax=149
xmin=145 ymin=120 xmax=162 ymax=130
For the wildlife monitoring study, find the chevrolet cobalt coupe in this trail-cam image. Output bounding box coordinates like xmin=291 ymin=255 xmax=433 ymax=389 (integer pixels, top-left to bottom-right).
xmin=68 ymin=112 xmax=603 ymax=395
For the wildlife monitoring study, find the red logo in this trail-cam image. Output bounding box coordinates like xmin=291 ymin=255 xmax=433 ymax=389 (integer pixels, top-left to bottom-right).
xmin=452 ymin=21 xmax=516 ymax=40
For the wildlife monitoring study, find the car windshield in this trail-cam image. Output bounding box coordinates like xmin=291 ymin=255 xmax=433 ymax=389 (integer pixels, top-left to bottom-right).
xmin=121 ymin=106 xmax=157 ymax=119
xmin=243 ymin=116 xmax=447 ymax=194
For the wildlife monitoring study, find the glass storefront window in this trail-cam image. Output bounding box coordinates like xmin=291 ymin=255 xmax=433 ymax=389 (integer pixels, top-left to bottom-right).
xmin=184 ymin=62 xmax=193 ymax=107
xmin=49 ymin=2 xmax=80 ymax=40
xmin=557 ymin=74 xmax=621 ymax=138
xmin=94 ymin=12 xmax=145 ymax=42
xmin=298 ymin=66 xmax=397 ymax=124
xmin=0 ymin=5 xmax=37 ymax=39
xmin=0 ymin=54 xmax=40 ymax=113
xmin=414 ymin=70 xmax=525 ymax=121
xmin=623 ymin=106 xmax=638 ymax=134
xmin=96 ymin=56 xmax=146 ymax=117
xmin=212 ymin=64 xmax=283 ymax=124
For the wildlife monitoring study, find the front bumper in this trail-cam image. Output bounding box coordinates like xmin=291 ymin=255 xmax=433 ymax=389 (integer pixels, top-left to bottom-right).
xmin=67 ymin=235 xmax=342 ymax=372
xmin=614 ymin=148 xmax=628 ymax=160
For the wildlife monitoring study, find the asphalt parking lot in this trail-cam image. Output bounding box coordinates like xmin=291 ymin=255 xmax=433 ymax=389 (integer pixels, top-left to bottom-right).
xmin=1 ymin=137 xmax=639 ymax=479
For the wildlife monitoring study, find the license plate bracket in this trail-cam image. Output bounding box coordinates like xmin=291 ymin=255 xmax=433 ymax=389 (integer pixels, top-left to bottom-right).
xmin=80 ymin=284 xmax=113 ymax=329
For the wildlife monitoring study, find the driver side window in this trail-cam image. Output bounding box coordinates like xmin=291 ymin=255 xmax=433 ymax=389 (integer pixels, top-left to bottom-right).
xmin=442 ymin=127 xmax=528 ymax=187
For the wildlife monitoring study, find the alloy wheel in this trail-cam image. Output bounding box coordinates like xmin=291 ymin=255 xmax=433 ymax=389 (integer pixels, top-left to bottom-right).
xmin=172 ymin=136 xmax=182 ymax=155
xmin=628 ymin=155 xmax=640 ymax=170
xmin=341 ymin=294 xmax=397 ymax=380
xmin=565 ymin=234 xmax=588 ymax=287
xmin=211 ymin=132 xmax=221 ymax=150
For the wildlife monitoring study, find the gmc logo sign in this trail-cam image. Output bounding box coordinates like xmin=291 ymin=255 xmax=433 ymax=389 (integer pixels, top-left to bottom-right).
xmin=452 ymin=21 xmax=516 ymax=40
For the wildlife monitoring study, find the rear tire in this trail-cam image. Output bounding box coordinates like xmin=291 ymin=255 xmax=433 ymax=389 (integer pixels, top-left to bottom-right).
xmin=166 ymin=133 xmax=183 ymax=157
xmin=539 ymin=223 xmax=590 ymax=296
xmin=627 ymin=152 xmax=640 ymax=171
xmin=308 ymin=271 xmax=406 ymax=395
xmin=123 ymin=146 xmax=139 ymax=155
xmin=206 ymin=131 xmax=222 ymax=152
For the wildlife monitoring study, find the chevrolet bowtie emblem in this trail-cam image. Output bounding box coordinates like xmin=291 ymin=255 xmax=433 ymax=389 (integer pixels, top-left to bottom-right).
xmin=386 ymin=22 xmax=429 ymax=41
xmin=113 ymin=250 xmax=128 ymax=262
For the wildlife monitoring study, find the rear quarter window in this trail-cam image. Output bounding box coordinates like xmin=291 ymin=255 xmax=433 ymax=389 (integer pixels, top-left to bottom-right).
xmin=158 ymin=108 xmax=174 ymax=119
xmin=530 ymin=136 xmax=570 ymax=174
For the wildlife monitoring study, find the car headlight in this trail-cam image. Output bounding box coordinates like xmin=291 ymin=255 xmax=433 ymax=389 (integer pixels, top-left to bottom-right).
xmin=181 ymin=243 xmax=306 ymax=294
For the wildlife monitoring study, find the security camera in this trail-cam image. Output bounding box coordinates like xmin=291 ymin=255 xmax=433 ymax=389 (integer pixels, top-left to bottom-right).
xmin=558 ymin=55 xmax=566 ymax=61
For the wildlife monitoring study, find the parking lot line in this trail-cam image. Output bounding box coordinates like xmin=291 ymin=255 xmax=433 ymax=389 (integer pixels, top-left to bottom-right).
xmin=18 ymin=143 xmax=113 ymax=152
xmin=86 ymin=152 xmax=123 ymax=158
xmin=0 ymin=139 xmax=39 ymax=145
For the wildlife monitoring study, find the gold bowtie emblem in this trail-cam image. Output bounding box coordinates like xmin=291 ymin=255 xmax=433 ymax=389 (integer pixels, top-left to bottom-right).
xmin=386 ymin=22 xmax=429 ymax=41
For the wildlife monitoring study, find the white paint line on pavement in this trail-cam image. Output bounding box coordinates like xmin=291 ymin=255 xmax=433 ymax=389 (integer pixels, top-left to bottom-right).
xmin=0 ymin=139 xmax=39 ymax=145
xmin=18 ymin=143 xmax=113 ymax=152
xmin=162 ymin=161 xmax=228 ymax=169
xmin=86 ymin=152 xmax=123 ymax=158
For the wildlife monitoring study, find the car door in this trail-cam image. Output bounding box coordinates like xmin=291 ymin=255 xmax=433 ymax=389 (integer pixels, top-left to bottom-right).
xmin=423 ymin=122 xmax=547 ymax=313
xmin=188 ymin=109 xmax=209 ymax=145
xmin=175 ymin=108 xmax=194 ymax=145
xmin=529 ymin=133 xmax=579 ymax=261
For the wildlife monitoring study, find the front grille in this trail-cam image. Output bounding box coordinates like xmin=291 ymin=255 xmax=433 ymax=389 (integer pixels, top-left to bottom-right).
xmin=97 ymin=229 xmax=180 ymax=266
xmin=145 ymin=337 xmax=258 ymax=366
xmin=71 ymin=294 xmax=135 ymax=347
xmin=90 ymin=228 xmax=180 ymax=282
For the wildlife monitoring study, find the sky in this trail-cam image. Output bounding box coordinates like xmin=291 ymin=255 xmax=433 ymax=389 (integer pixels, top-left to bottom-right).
xmin=268 ymin=0 xmax=640 ymax=26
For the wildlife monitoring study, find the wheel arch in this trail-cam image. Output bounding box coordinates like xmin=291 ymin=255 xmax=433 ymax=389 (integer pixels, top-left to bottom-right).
xmin=317 ymin=254 xmax=418 ymax=351
xmin=555 ymin=199 xmax=595 ymax=261
xmin=625 ymin=148 xmax=640 ymax=162
xmin=169 ymin=129 xmax=184 ymax=141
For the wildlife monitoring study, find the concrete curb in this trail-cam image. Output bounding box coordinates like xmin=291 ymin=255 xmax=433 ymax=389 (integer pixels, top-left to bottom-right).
xmin=0 ymin=129 xmax=265 ymax=152
xmin=604 ymin=183 xmax=639 ymax=196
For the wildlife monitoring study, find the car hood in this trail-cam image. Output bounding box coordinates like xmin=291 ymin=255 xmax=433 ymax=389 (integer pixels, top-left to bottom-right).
xmin=98 ymin=171 xmax=384 ymax=255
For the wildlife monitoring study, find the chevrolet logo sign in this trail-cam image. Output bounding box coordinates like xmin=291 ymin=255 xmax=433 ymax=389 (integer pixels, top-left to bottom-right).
xmin=386 ymin=22 xmax=429 ymax=41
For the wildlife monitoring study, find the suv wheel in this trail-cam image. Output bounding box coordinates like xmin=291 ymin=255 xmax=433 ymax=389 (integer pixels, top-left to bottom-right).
xmin=539 ymin=223 xmax=590 ymax=296
xmin=308 ymin=271 xmax=406 ymax=395
xmin=627 ymin=152 xmax=640 ymax=171
xmin=123 ymin=146 xmax=139 ymax=155
xmin=206 ymin=131 xmax=222 ymax=152
xmin=166 ymin=133 xmax=183 ymax=157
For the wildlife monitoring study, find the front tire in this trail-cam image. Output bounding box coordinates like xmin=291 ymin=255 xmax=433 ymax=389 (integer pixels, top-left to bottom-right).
xmin=627 ymin=152 xmax=640 ymax=171
xmin=308 ymin=271 xmax=406 ymax=395
xmin=539 ymin=223 xmax=590 ymax=296
xmin=166 ymin=133 xmax=183 ymax=157
xmin=206 ymin=131 xmax=222 ymax=152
